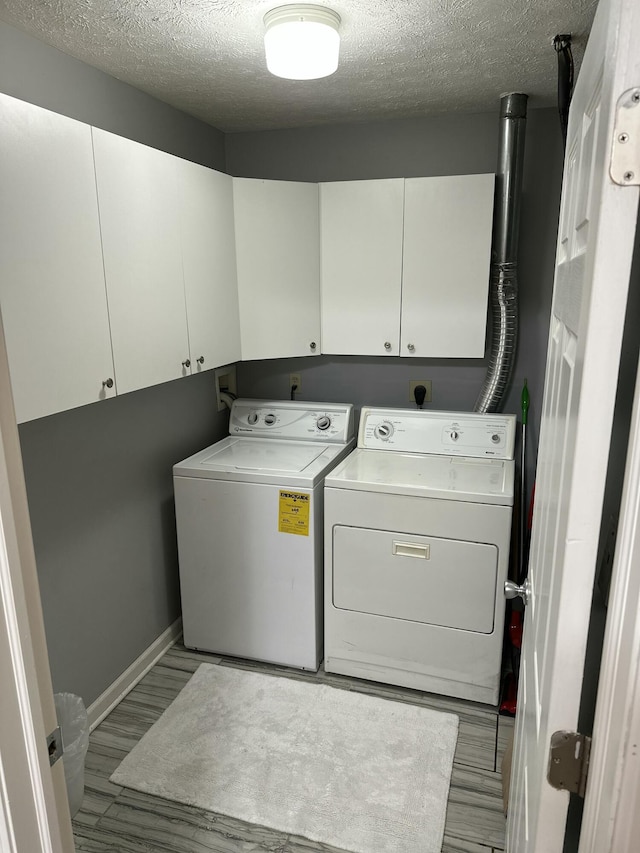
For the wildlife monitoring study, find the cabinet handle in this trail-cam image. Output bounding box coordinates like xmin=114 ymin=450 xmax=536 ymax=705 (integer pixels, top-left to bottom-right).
xmin=384 ymin=341 xmax=392 ymax=350
xmin=407 ymin=343 xmax=415 ymax=352
xmin=102 ymin=378 xmax=114 ymax=389
xmin=310 ymin=341 xmax=317 ymax=350
xmin=182 ymin=359 xmax=191 ymax=368
xmin=196 ymin=356 xmax=204 ymax=365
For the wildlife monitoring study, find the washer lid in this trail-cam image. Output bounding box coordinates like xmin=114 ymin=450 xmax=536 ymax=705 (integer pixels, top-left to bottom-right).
xmin=324 ymin=448 xmax=515 ymax=505
xmin=183 ymin=438 xmax=327 ymax=473
xmin=173 ymin=436 xmax=355 ymax=487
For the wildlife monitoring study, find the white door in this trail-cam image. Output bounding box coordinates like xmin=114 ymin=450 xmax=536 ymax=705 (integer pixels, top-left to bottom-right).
xmin=320 ymin=179 xmax=404 ymax=356
xmin=401 ymin=174 xmax=494 ymax=358
xmin=93 ymin=128 xmax=191 ymax=394
xmin=177 ymin=160 xmax=241 ymax=372
xmin=0 ymin=94 xmax=116 ymax=422
xmin=508 ymin=0 xmax=640 ymax=849
xmin=233 ymin=178 xmax=321 ymax=361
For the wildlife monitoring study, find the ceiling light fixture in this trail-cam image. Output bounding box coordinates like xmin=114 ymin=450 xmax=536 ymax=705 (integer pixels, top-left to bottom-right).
xmin=264 ymin=4 xmax=341 ymax=81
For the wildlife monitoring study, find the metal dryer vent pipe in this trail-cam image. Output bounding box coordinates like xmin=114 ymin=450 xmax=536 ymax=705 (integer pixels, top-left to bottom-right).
xmin=474 ymin=92 xmax=528 ymax=413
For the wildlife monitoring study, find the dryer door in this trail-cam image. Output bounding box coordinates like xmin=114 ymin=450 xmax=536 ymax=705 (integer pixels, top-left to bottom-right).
xmin=332 ymin=526 xmax=498 ymax=633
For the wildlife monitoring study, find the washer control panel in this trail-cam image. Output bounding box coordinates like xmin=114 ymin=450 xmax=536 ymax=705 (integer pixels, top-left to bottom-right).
xmin=229 ymin=399 xmax=355 ymax=443
xmin=359 ymin=408 xmax=516 ymax=459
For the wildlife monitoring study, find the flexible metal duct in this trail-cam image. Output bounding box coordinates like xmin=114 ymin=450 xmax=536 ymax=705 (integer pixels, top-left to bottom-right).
xmin=474 ymin=93 xmax=528 ymax=413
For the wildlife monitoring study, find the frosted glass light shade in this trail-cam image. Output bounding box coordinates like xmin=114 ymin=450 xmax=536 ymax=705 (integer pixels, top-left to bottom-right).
xmin=264 ymin=5 xmax=341 ymax=80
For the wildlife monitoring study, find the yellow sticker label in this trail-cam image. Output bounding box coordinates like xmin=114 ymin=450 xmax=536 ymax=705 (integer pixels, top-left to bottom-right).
xmin=278 ymin=490 xmax=310 ymax=536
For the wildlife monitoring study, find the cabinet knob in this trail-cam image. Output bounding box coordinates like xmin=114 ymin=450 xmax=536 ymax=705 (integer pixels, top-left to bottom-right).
xmin=197 ymin=356 xmax=204 ymax=365
xmin=407 ymin=343 xmax=415 ymax=352
xmin=182 ymin=359 xmax=191 ymax=368
xmin=384 ymin=341 xmax=392 ymax=350
xmin=310 ymin=341 xmax=317 ymax=350
xmin=102 ymin=378 xmax=114 ymax=389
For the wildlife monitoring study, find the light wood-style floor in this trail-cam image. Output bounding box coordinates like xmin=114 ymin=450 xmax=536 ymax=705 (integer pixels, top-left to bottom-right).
xmin=72 ymin=642 xmax=514 ymax=852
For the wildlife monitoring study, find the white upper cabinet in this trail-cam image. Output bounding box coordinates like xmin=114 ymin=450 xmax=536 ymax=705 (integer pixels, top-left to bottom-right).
xmin=0 ymin=94 xmax=116 ymax=423
xmin=92 ymin=128 xmax=191 ymax=395
xmin=233 ymin=178 xmax=321 ymax=361
xmin=320 ymin=179 xmax=405 ymax=356
xmin=401 ymin=174 xmax=494 ymax=358
xmin=177 ymin=159 xmax=241 ymax=372
xmin=319 ymin=175 xmax=494 ymax=359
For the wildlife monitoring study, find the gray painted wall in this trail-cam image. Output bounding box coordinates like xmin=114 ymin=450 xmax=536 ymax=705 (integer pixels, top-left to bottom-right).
xmin=0 ymin=21 xmax=225 ymax=169
xmin=1 ymin=19 xmax=231 ymax=705
xmin=19 ymin=373 xmax=226 ymax=704
xmin=227 ymin=108 xmax=565 ymax=494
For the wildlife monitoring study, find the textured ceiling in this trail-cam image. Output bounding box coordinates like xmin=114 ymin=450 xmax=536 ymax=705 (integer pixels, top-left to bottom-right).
xmin=0 ymin=0 xmax=598 ymax=132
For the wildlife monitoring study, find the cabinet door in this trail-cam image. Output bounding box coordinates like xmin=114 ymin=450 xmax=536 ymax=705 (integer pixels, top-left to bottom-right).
xmin=92 ymin=128 xmax=190 ymax=394
xmin=401 ymin=174 xmax=494 ymax=358
xmin=320 ymin=179 xmax=404 ymax=356
xmin=0 ymin=95 xmax=115 ymax=422
xmin=233 ymin=178 xmax=320 ymax=361
xmin=177 ymin=160 xmax=241 ymax=372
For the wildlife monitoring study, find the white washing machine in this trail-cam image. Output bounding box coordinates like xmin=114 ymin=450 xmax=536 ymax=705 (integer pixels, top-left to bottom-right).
xmin=324 ymin=407 xmax=516 ymax=704
xmin=174 ymin=399 xmax=354 ymax=671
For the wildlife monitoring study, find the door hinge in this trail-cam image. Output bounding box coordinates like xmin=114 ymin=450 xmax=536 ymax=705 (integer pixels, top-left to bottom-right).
xmin=610 ymin=88 xmax=640 ymax=186
xmin=47 ymin=726 xmax=63 ymax=767
xmin=547 ymin=730 xmax=592 ymax=798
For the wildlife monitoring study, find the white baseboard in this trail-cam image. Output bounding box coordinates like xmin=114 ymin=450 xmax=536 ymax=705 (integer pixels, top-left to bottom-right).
xmin=87 ymin=618 xmax=182 ymax=731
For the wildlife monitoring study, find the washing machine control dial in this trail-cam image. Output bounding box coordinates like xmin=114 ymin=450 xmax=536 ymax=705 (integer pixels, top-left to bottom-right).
xmin=247 ymin=412 xmax=259 ymax=425
xmin=264 ymin=413 xmax=277 ymax=426
xmin=374 ymin=421 xmax=394 ymax=440
xmin=316 ymin=415 xmax=332 ymax=431
xmin=450 ymin=430 xmax=459 ymax=441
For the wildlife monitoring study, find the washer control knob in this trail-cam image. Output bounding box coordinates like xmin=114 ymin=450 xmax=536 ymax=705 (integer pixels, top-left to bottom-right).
xmin=492 ymin=433 xmax=501 ymax=444
xmin=317 ymin=415 xmax=332 ymax=431
xmin=247 ymin=412 xmax=259 ymax=425
xmin=450 ymin=430 xmax=459 ymax=441
xmin=264 ymin=413 xmax=277 ymax=426
xmin=374 ymin=422 xmax=394 ymax=440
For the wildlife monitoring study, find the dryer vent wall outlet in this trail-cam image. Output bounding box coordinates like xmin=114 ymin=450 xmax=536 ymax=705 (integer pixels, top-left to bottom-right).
xmin=409 ymin=380 xmax=432 ymax=403
xmin=215 ymin=366 xmax=237 ymax=411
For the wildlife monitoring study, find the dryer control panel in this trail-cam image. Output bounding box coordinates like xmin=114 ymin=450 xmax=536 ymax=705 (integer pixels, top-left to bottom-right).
xmin=229 ymin=399 xmax=355 ymax=443
xmin=359 ymin=408 xmax=516 ymax=459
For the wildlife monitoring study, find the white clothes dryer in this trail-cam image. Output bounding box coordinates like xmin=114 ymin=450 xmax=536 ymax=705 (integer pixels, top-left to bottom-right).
xmin=174 ymin=399 xmax=354 ymax=671
xmin=324 ymin=407 xmax=516 ymax=704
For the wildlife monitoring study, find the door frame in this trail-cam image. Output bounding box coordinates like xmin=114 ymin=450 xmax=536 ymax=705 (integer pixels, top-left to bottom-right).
xmin=0 ymin=313 xmax=72 ymax=851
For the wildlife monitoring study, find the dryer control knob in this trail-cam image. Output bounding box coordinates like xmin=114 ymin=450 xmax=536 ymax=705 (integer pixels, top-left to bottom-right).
xmin=374 ymin=422 xmax=394 ymax=440
xmin=264 ymin=413 xmax=277 ymax=425
xmin=492 ymin=433 xmax=501 ymax=444
xmin=317 ymin=415 xmax=332 ymax=431
xmin=247 ymin=412 xmax=259 ymax=425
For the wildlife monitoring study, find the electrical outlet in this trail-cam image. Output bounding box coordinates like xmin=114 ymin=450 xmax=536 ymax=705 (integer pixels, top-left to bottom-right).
xmin=409 ymin=380 xmax=432 ymax=403
xmin=290 ymin=373 xmax=301 ymax=393
xmin=215 ymin=365 xmax=237 ymax=412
